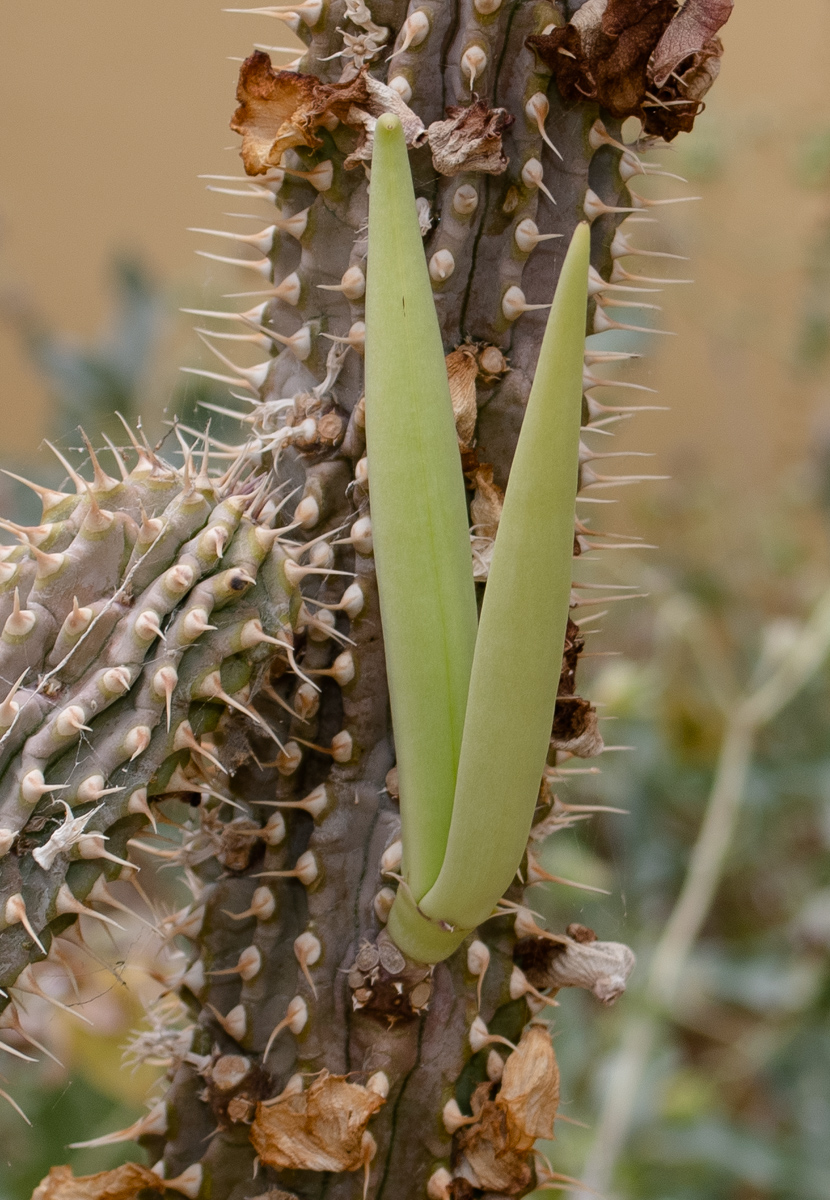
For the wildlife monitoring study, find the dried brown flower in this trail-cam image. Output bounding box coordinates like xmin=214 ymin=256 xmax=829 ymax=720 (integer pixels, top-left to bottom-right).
xmin=515 ymin=935 xmax=636 ymax=1004
xmin=250 ymin=1071 xmax=385 ymax=1172
xmin=231 ymin=53 xmax=369 ymax=175
xmin=427 ymin=98 xmax=514 ymax=176
xmin=453 ymin=1027 xmax=560 ymax=1194
xmin=527 ymin=0 xmax=732 ymax=139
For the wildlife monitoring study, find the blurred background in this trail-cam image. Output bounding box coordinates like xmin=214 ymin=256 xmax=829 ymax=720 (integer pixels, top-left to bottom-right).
xmin=2 ymin=1 xmax=830 ymax=1198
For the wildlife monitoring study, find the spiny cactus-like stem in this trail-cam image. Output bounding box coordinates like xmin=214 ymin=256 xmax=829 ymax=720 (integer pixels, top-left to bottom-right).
xmin=1 ymin=2 xmax=733 ymax=1198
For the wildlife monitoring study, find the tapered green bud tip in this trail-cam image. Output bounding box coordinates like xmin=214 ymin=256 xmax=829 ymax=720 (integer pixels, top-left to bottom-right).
xmin=377 ymin=113 xmax=403 ymax=137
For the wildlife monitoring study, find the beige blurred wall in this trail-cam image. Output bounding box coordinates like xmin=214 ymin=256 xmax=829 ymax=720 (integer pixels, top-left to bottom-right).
xmin=1 ymin=0 xmax=829 ymax=485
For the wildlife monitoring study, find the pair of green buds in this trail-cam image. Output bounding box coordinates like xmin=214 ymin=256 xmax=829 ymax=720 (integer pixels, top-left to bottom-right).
xmin=365 ymin=114 xmax=590 ymax=964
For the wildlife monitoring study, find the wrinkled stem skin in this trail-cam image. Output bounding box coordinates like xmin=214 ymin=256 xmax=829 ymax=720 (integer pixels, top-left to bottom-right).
xmin=0 ymin=3 xmax=706 ymax=1200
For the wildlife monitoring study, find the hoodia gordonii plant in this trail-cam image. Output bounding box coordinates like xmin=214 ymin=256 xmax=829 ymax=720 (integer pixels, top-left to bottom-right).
xmin=2 ymin=2 xmax=732 ymax=1198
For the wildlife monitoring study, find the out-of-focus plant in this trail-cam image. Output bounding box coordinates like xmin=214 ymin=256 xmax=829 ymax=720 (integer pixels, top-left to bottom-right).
xmin=520 ymin=479 xmax=830 ymax=1200
xmin=1 ymin=258 xmax=162 ymax=441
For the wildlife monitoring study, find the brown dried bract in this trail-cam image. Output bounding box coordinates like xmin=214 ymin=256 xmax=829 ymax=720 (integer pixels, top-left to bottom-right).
xmin=515 ymin=934 xmax=636 ymax=1004
xmin=31 ymin=1165 xmax=164 ymax=1200
xmin=427 ymin=98 xmax=514 ymax=176
xmin=446 ymin=346 xmax=479 ymax=450
xmin=499 ymin=1025 xmax=560 ymax=1145
xmin=469 ymin=464 xmax=505 ymax=583
xmin=558 ymin=618 xmax=585 ymax=697
xmin=232 ymin=52 xmax=369 ymax=175
xmin=551 ymin=695 xmax=604 ymax=757
xmin=250 ymin=1071 xmax=384 ymax=1172
xmin=453 ymin=1027 xmax=559 ymax=1194
xmin=527 ymin=0 xmax=731 ymax=139
xmin=469 ymin=465 xmax=504 ymax=540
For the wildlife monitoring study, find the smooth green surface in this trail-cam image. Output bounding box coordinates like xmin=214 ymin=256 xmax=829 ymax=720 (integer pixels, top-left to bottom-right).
xmin=364 ymin=114 xmax=479 ymax=900
xmin=416 ymin=222 xmax=591 ymax=935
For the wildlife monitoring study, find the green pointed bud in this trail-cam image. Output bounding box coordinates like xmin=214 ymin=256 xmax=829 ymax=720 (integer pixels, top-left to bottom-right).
xmin=365 ymin=113 xmax=479 ymax=901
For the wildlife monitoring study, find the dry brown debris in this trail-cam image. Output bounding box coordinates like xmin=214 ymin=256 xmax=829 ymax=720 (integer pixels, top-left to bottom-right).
xmin=453 ymin=1026 xmax=559 ymax=1194
xmin=551 ymin=619 xmax=603 ymax=757
xmin=250 ymin=1071 xmax=384 ymax=1172
xmin=446 ymin=347 xmax=480 ymax=450
xmin=527 ymin=0 xmax=732 ymax=139
xmin=31 ymin=1165 xmax=164 ymax=1200
xmin=427 ymin=99 xmax=513 ymax=176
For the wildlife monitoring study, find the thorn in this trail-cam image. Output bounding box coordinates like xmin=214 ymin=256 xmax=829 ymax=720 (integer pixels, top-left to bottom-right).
xmin=526 ymin=852 xmax=611 ymax=894
xmin=195 ymin=249 xmax=273 ymax=278
xmin=583 ymin=189 xmax=638 ymax=221
xmin=76 ymin=833 xmax=137 ymax=871
xmin=43 ymin=441 xmax=86 ymax=493
xmin=79 ymin=428 xmax=120 ymax=493
xmin=174 ymin=722 xmax=229 ymax=774
xmin=611 ymin=229 xmax=689 ymax=261
xmin=501 ymin=285 xmax=552 ymax=322
xmin=525 ymin=93 xmax=562 ymax=158
xmin=12 ymin=965 xmax=94 ymax=1025
xmin=522 ymin=157 xmax=556 ymax=204
xmin=153 ymin=666 xmax=178 ymax=731
xmin=254 ymin=849 xmax=317 ymax=886
xmin=181 ymin=301 xmax=268 ymax=325
xmin=630 ymin=191 xmax=701 ymax=209
xmin=610 ymin=261 xmax=693 ymax=285
xmin=207 ymin=1002 xmax=247 ymax=1041
xmin=319 ymin=321 xmax=365 ymax=353
xmin=0 ymin=1085 xmax=31 ymax=1124
xmin=188 ymin=224 xmax=276 ymax=255
xmin=0 ymin=1007 xmax=64 ymax=1066
xmin=191 ymin=332 xmax=272 ymax=389
xmin=0 ymin=670 xmax=28 ymax=727
xmin=262 ymin=995 xmax=308 ymax=1062
xmin=592 ymin=304 xmax=674 ymax=336
xmin=100 ymin=432 xmax=131 ymax=481
xmin=68 ymin=1102 xmax=167 ymax=1148
xmin=283 ymin=160 xmax=333 ymax=192
xmin=293 ymin=931 xmax=321 ymax=997
xmin=3 ymin=895 xmax=46 ymax=954
xmin=387 ymin=9 xmax=430 ymax=58
xmin=514 ymin=218 xmax=563 ymax=253
xmin=88 ymin=875 xmax=156 ymax=928
xmin=1 ymin=470 xmax=70 ymax=517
